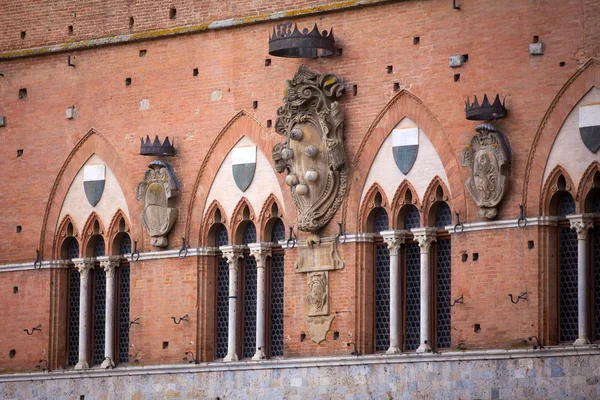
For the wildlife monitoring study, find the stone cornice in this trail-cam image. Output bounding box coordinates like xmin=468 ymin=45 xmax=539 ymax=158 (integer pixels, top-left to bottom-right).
xmin=0 ymin=0 xmax=400 ymax=61
xmin=0 ymin=345 xmax=598 ymax=382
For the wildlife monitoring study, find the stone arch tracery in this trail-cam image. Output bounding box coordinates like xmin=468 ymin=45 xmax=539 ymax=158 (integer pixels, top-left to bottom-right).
xmin=107 ymin=209 xmax=132 ymax=256
xmin=202 ymin=200 xmax=228 ymax=247
xmin=80 ymin=212 xmax=107 ymax=257
xmin=346 ymin=90 xmax=464 ymax=232
xmin=391 ymin=180 xmax=421 ymax=229
xmin=56 ymin=215 xmax=80 ymax=260
xmin=258 ymin=194 xmax=286 ymax=242
xmin=541 ymin=165 xmax=578 ymax=216
xmin=577 ymin=161 xmax=600 ymax=213
xmin=360 ymin=183 xmax=391 ymax=233
xmin=422 ymin=176 xmax=452 ymax=227
xmin=231 ymin=198 xmax=257 ymax=245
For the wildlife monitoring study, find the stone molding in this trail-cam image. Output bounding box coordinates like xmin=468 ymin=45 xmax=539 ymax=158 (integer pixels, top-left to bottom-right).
xmin=567 ymin=214 xmax=595 ymax=240
xmin=380 ymin=230 xmax=407 ymax=256
xmin=412 ymin=227 xmax=437 ymax=253
xmin=72 ymin=257 xmax=95 ymax=279
xmin=247 ymin=242 xmax=272 ymax=268
xmin=1 ymin=346 xmax=599 ymax=382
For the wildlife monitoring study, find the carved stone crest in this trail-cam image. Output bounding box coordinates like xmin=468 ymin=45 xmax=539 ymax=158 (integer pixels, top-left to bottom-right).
xmin=306 ymin=271 xmax=329 ymax=316
xmin=137 ymin=160 xmax=179 ymax=247
xmin=462 ymin=123 xmax=510 ymax=219
xmin=273 ymin=65 xmax=347 ymax=232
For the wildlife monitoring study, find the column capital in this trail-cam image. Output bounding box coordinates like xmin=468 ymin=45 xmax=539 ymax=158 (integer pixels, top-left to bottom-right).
xmin=248 ymin=242 xmax=273 ymax=268
xmin=220 ymin=245 xmax=245 ymax=268
xmin=381 ymin=230 xmax=407 ymax=255
xmin=412 ymin=227 xmax=437 ymax=253
xmin=567 ymin=214 xmax=595 ymax=239
xmin=72 ymin=257 xmax=95 ymax=279
xmin=98 ymin=255 xmax=122 ymax=277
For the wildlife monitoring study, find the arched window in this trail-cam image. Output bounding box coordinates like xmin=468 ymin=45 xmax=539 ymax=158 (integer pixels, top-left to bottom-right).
xmin=214 ymin=224 xmax=229 ymax=359
xmin=433 ymin=201 xmax=452 ymax=350
xmin=400 ymin=204 xmax=421 ymax=351
xmin=241 ymin=222 xmax=257 ymax=359
xmin=269 ymin=218 xmax=285 ymax=357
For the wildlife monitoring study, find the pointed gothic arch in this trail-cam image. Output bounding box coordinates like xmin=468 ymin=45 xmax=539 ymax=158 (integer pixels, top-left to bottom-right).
xmin=523 ymin=58 xmax=600 ymax=214
xmin=55 ymin=215 xmax=80 ymax=259
xmin=106 ymin=209 xmax=132 ymax=255
xmin=230 ymin=197 xmax=257 ymax=244
xmin=541 ymin=165 xmax=578 ymax=215
xmin=258 ymin=194 xmax=286 ymax=242
xmin=201 ymin=200 xmax=229 ymax=246
xmin=359 ymin=182 xmax=391 ymax=232
xmin=577 ymin=161 xmax=600 ymax=212
xmin=390 ymin=179 xmax=421 ymax=228
xmin=345 ymin=90 xmax=465 ymax=232
xmin=40 ymin=128 xmax=138 ymax=259
xmin=185 ymin=110 xmax=294 ymax=247
xmin=421 ymin=176 xmax=453 ymax=227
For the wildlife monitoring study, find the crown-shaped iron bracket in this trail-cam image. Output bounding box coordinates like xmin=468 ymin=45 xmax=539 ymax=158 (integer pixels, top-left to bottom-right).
xmin=269 ymin=22 xmax=335 ymax=58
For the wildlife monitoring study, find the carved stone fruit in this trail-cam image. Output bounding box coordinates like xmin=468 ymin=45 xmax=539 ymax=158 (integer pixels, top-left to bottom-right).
xmin=281 ymin=148 xmax=294 ymax=160
xmin=305 ymin=145 xmax=318 ymax=159
xmin=295 ymin=184 xmax=309 ymax=196
xmin=290 ymin=127 xmax=304 ymax=141
xmin=286 ymin=174 xmax=299 ymax=186
xmin=304 ymin=169 xmax=319 ymax=182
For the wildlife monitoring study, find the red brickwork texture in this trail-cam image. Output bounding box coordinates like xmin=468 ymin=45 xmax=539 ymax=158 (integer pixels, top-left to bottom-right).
xmin=0 ymin=0 xmax=599 ymax=370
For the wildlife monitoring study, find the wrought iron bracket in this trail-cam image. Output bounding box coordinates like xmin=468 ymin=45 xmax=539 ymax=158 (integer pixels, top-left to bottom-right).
xmin=131 ymin=240 xmax=140 ymax=262
xmin=336 ymin=222 xmax=347 ymax=245
xmin=171 ymin=314 xmax=189 ymax=325
xmin=35 ymin=359 xmax=48 ymax=371
xmin=129 ymin=318 xmax=140 ymax=328
xmin=286 ymin=226 xmax=297 ymax=249
xmin=518 ymin=204 xmax=527 ymax=228
xmin=24 ymin=324 xmax=42 ymax=335
xmin=508 ymin=292 xmax=528 ymax=304
xmin=450 ymin=295 xmax=464 ymax=307
xmin=453 ymin=212 xmax=464 ymax=234
xmin=34 ymin=249 xmax=42 ymax=269
xmin=183 ymin=351 xmax=198 ymax=364
xmin=528 ymin=336 xmax=544 ymax=350
xmin=179 ymin=237 xmax=188 ymax=258
xmin=346 ymin=342 xmax=361 ymax=357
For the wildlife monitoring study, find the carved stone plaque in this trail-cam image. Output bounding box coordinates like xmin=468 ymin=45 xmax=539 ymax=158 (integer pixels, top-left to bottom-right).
xmin=305 ymin=315 xmax=335 ymax=344
xmin=137 ymin=160 xmax=179 ymax=247
xmin=294 ymin=238 xmax=344 ymax=273
xmin=273 ymin=65 xmax=348 ymax=233
xmin=462 ymin=123 xmax=510 ymax=219
xmin=306 ymin=271 xmax=329 ymax=316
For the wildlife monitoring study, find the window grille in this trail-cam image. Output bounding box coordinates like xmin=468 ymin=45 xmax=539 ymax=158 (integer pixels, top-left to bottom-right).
xmin=559 ymin=227 xmax=578 ymax=342
xmin=558 ymin=193 xmax=576 ymax=217
xmin=404 ymin=205 xmax=421 ymax=230
xmin=374 ymin=244 xmax=390 ymax=352
xmin=215 ymin=224 xmax=229 ymax=359
xmin=374 ymin=208 xmax=389 ymax=233
xmin=118 ymin=265 xmax=130 ymax=363
xmin=270 ymin=253 xmax=285 ymax=356
xmin=405 ymin=242 xmax=421 ymax=350
xmin=243 ymin=255 xmax=257 ymax=358
xmin=67 ymin=268 xmax=80 ymax=366
xmin=436 ymin=239 xmax=451 ymax=349
xmin=68 ymin=239 xmax=80 ymax=259
xmin=595 ymin=227 xmax=600 ymax=341
xmin=271 ymin=219 xmax=286 ymax=243
xmin=119 ymin=235 xmax=132 ymax=255
xmin=243 ymin=223 xmax=257 ymax=244
xmin=92 ymin=268 xmax=106 ymax=365
xmin=435 ymin=202 xmax=452 ymax=228
xmin=94 ymin=236 xmax=105 ymax=257
xmin=594 ymin=192 xmax=600 ymax=214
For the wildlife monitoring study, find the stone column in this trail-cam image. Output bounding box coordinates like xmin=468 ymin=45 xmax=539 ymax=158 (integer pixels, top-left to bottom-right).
xmin=220 ymin=245 xmax=245 ymax=362
xmin=568 ymin=214 xmax=594 ymax=345
xmin=73 ymin=257 xmax=95 ymax=370
xmin=248 ymin=242 xmax=273 ymax=361
xmin=380 ymin=230 xmax=406 ymax=354
xmin=412 ymin=227 xmax=437 ymax=353
xmin=98 ymin=255 xmax=121 ymax=368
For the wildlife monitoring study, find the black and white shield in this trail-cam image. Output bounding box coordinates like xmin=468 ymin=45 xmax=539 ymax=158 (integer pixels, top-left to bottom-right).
xmin=392 ymin=126 xmax=419 ymax=174
xmin=580 ymin=103 xmax=600 ymax=153
xmin=83 ymin=164 xmax=105 ymax=206
xmin=232 ymin=146 xmax=256 ymax=192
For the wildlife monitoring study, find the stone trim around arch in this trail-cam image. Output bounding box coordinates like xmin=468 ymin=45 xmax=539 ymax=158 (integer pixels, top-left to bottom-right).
xmin=345 ymin=90 xmax=465 ymax=232
xmin=257 ymin=194 xmax=286 ymax=242
xmin=201 ymin=200 xmax=229 ymax=247
xmin=55 ymin=215 xmax=80 ymax=258
xmin=230 ymin=197 xmax=257 ymax=245
xmin=577 ymin=161 xmax=600 ymax=212
xmin=106 ymin=209 xmax=132 ymax=255
xmin=185 ymin=110 xmax=295 ymax=247
xmin=390 ymin=179 xmax=421 ymax=228
xmin=359 ymin=182 xmax=391 ymax=233
xmin=541 ymin=165 xmax=578 ymax=215
xmin=523 ymin=58 xmax=600 ymax=215
xmin=421 ymin=176 xmax=453 ymax=227
xmin=80 ymin=212 xmax=107 ymax=255
xmin=41 ymin=128 xmax=139 ymax=260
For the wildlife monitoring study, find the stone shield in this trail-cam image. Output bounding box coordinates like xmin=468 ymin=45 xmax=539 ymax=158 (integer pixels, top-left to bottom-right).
xmin=392 ymin=126 xmax=419 ymax=174
xmin=232 ymin=146 xmax=256 ymax=192
xmin=579 ymin=103 xmax=600 ymax=153
xmin=83 ymin=164 xmax=105 ymax=207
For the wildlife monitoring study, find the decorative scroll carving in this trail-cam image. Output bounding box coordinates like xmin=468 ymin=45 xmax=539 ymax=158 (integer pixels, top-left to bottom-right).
xmin=306 ymin=271 xmax=329 ymax=316
xmin=462 ymin=124 xmax=510 ymax=219
xmin=273 ymin=65 xmax=347 ymax=233
xmin=294 ymin=238 xmax=344 ymax=273
xmin=137 ymin=160 xmax=179 ymax=247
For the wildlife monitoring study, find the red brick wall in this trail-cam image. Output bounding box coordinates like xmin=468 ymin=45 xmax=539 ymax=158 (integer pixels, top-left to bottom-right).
xmin=0 ymin=0 xmax=599 ymax=370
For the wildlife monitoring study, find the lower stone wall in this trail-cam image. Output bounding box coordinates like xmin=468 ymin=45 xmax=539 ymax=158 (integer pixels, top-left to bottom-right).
xmin=1 ymin=351 xmax=600 ymax=399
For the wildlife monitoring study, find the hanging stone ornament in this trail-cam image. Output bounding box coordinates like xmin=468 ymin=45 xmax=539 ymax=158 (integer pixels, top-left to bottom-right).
xmin=462 ymin=124 xmax=510 ymax=219
xmin=273 ymin=64 xmax=347 ymax=233
xmin=136 ymin=160 xmax=180 ymax=247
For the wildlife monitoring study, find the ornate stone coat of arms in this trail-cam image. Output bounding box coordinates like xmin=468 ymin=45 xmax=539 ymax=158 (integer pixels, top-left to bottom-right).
xmin=137 ymin=160 xmax=179 ymax=247
xmin=462 ymin=124 xmax=510 ymax=219
xmin=273 ymin=65 xmax=347 ymax=233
